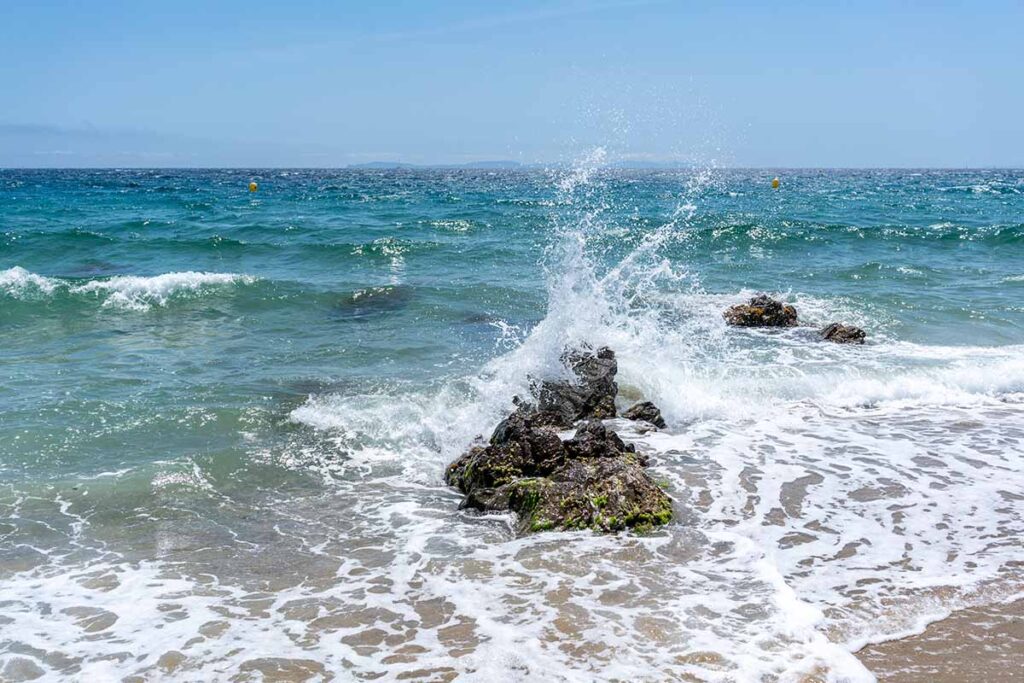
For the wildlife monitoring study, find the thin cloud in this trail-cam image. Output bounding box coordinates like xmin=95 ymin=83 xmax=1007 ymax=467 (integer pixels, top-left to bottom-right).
xmin=248 ymin=0 xmax=667 ymax=59
xmin=362 ymin=0 xmax=668 ymax=43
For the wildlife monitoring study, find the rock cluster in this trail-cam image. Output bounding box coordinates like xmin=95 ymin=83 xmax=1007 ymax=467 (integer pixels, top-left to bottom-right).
xmin=445 ymin=347 xmax=673 ymax=535
xmin=724 ymin=294 xmax=868 ymax=344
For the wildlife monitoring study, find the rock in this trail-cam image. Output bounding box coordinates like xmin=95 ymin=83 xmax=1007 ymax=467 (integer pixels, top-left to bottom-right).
xmin=445 ymin=412 xmax=564 ymax=494
xmin=821 ymin=322 xmax=866 ymax=344
xmin=724 ymin=294 xmax=798 ymax=327
xmin=622 ymin=401 xmax=666 ymax=429
xmin=534 ymin=346 xmax=619 ymax=426
xmin=563 ymin=420 xmax=637 ymax=460
xmin=446 ymin=416 xmax=671 ymax=534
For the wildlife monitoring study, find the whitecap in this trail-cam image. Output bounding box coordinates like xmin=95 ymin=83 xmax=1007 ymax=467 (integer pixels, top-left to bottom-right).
xmin=0 ymin=267 xmax=256 ymax=310
xmin=70 ymin=271 xmax=256 ymax=310
xmin=0 ymin=265 xmax=60 ymax=296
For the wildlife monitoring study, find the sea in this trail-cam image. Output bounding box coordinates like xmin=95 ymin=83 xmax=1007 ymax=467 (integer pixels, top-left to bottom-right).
xmin=1 ymin=156 xmax=1023 ymax=682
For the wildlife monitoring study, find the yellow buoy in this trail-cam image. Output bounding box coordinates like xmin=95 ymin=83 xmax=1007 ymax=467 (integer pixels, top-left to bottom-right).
xmin=249 ymin=181 xmax=258 ymax=192
xmin=771 ymin=177 xmax=780 ymax=189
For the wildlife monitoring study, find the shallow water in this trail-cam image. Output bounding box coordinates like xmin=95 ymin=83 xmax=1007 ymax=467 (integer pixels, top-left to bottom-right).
xmin=1 ymin=163 xmax=1022 ymax=681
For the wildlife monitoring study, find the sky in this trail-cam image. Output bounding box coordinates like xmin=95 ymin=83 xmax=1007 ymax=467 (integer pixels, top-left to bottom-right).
xmin=1 ymin=0 xmax=1022 ymax=168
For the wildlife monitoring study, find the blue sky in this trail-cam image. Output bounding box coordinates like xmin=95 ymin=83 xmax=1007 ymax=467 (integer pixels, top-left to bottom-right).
xmin=1 ymin=0 xmax=1021 ymax=167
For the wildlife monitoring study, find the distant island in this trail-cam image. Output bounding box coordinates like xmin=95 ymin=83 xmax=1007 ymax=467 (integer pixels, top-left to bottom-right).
xmin=348 ymin=160 xmax=524 ymax=170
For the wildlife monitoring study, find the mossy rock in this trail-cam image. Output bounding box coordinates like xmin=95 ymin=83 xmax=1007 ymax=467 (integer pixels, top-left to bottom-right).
xmin=451 ymin=424 xmax=674 ymax=535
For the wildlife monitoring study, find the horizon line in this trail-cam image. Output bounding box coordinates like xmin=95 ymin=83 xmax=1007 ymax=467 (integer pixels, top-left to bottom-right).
xmin=2 ymin=165 xmax=1021 ymax=171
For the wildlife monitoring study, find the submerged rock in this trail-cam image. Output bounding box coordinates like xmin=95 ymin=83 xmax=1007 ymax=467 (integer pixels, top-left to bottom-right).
xmin=446 ymin=413 xmax=672 ymax=534
xmin=622 ymin=401 xmax=666 ymax=429
xmin=821 ymin=322 xmax=866 ymax=344
xmin=534 ymin=346 xmax=619 ymax=426
xmin=724 ymin=294 xmax=798 ymax=327
xmin=334 ymin=285 xmax=414 ymax=320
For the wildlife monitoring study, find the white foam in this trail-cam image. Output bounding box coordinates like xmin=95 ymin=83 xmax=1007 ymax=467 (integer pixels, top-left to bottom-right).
xmin=70 ymin=272 xmax=256 ymax=310
xmin=0 ymin=265 xmax=60 ymax=295
xmin=282 ymin=154 xmax=1024 ymax=680
xmin=0 ymin=267 xmax=256 ymax=310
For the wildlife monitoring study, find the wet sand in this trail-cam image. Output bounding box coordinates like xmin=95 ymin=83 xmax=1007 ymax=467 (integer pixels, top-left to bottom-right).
xmin=857 ymin=599 xmax=1024 ymax=682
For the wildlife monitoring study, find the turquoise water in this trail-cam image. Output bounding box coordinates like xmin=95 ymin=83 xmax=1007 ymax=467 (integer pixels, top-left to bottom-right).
xmin=2 ymin=164 xmax=1023 ymax=681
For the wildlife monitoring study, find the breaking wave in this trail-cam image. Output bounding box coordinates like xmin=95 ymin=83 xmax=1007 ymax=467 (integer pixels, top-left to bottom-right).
xmin=0 ymin=267 xmax=257 ymax=310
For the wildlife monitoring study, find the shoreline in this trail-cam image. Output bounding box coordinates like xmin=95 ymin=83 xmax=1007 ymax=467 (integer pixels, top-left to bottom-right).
xmin=857 ymin=598 xmax=1024 ymax=681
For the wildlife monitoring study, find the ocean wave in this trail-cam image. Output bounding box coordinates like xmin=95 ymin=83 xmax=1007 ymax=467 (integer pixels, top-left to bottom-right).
xmin=7 ymin=165 xmax=1024 ymax=681
xmin=0 ymin=266 xmax=257 ymax=310
xmin=940 ymin=182 xmax=1022 ymax=196
xmin=423 ymin=218 xmax=479 ymax=233
xmin=286 ymin=156 xmax=1024 ymax=470
xmin=0 ymin=265 xmax=60 ymax=295
xmin=9 ymin=228 xmax=454 ymax=261
xmin=687 ymin=217 xmax=1024 ymax=248
xmin=283 ymin=157 xmax=1024 ymax=679
xmin=290 ymin=301 xmax=1024 ymax=470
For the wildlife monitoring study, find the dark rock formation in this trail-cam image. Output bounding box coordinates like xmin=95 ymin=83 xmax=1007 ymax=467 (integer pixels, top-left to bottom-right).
xmin=724 ymin=294 xmax=798 ymax=327
xmin=622 ymin=401 xmax=666 ymax=429
xmin=533 ymin=346 xmax=619 ymax=427
xmin=821 ymin=322 xmax=866 ymax=344
xmin=446 ymin=413 xmax=672 ymax=535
